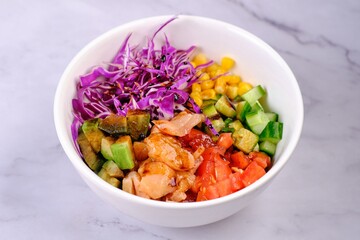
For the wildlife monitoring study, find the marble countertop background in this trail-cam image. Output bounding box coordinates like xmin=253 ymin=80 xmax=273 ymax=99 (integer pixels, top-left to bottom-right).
xmin=1 ymin=0 xmax=359 ymax=239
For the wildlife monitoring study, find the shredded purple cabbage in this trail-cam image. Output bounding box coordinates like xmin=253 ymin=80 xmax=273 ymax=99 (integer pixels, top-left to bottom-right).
xmin=71 ymin=17 xmax=217 ymax=147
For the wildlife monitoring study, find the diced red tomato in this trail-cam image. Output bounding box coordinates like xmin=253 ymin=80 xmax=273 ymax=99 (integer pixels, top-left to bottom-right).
xmin=196 ymin=157 xmax=215 ymax=176
xmin=241 ymin=161 xmax=266 ymax=187
xmin=249 ymin=151 xmax=271 ymax=169
xmin=203 ymin=185 xmax=220 ymax=200
xmin=229 ymin=171 xmax=245 ymax=191
xmin=216 ymin=133 xmax=233 ymax=150
xmin=230 ymin=151 xmax=250 ymax=170
xmin=215 ymin=178 xmax=233 ymax=197
xmin=213 ymin=154 xmax=232 ymax=181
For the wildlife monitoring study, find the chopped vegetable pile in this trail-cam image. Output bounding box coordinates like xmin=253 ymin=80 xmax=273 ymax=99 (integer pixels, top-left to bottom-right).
xmin=72 ymin=17 xmax=283 ymax=202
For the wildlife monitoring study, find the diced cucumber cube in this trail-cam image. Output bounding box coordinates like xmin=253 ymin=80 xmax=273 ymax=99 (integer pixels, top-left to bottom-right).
xmin=250 ymin=101 xmax=264 ymax=112
xmin=265 ymin=112 xmax=279 ymax=122
xmin=236 ymin=101 xmax=251 ymax=122
xmin=259 ymin=121 xmax=283 ymax=144
xmin=259 ymin=140 xmax=277 ymax=156
xmin=245 ymin=110 xmax=270 ymax=135
xmin=241 ymin=85 xmax=266 ymax=105
xmin=215 ymin=95 xmax=236 ymax=118
xmin=202 ymin=104 xmax=219 ymax=118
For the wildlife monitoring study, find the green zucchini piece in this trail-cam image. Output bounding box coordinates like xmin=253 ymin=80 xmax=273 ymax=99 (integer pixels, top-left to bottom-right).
xmin=82 ymin=119 xmax=104 ymax=153
xmin=77 ymin=131 xmax=103 ymax=172
xmin=241 ymin=85 xmax=266 ymax=105
xmin=99 ymin=114 xmax=127 ymax=135
xmin=232 ymin=128 xmax=259 ymax=153
xmin=111 ymin=135 xmax=135 ymax=170
xmin=259 ymin=121 xmax=283 ymax=144
xmin=202 ymin=104 xmax=219 ymax=119
xmin=245 ymin=110 xmax=270 ymax=135
xmin=259 ymin=140 xmax=277 ymax=156
xmin=215 ymin=95 xmax=236 ymax=118
xmin=235 ymin=101 xmax=251 ymax=122
xmin=126 ymin=110 xmax=150 ymax=140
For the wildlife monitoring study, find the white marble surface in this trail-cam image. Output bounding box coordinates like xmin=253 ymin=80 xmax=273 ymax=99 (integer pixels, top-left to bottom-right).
xmin=1 ymin=0 xmax=359 ymax=239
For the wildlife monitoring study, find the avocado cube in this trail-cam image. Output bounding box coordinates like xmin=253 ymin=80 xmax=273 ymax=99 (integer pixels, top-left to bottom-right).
xmin=99 ymin=114 xmax=127 ymax=135
xmin=101 ymin=137 xmax=115 ymax=160
xmin=82 ymin=119 xmax=104 ymax=153
xmin=102 ymin=160 xmax=124 ymax=178
xmin=126 ymin=110 xmax=150 ymax=140
xmin=77 ymin=131 xmax=103 ymax=172
xmin=98 ymin=168 xmax=121 ymax=188
xmin=232 ymin=128 xmax=259 ymax=153
xmin=111 ymin=135 xmax=135 ymax=170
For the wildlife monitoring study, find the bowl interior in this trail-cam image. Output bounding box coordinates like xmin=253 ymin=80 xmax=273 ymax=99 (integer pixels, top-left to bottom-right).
xmin=54 ymin=15 xmax=303 ymax=209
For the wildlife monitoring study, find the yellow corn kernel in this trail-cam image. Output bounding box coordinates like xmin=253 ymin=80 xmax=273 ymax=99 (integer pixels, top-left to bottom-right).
xmin=190 ymin=61 xmax=197 ymax=68
xmin=206 ymin=63 xmax=221 ymax=73
xmin=201 ymin=80 xmax=215 ymax=90
xmin=198 ymin=72 xmax=210 ymax=82
xmin=193 ymin=96 xmax=203 ymax=107
xmin=226 ymin=85 xmax=239 ymax=99
xmin=192 ymin=83 xmax=201 ymax=93
xmin=192 ymin=53 xmax=208 ymax=66
xmin=201 ymin=89 xmax=216 ymax=100
xmin=226 ymin=75 xmax=242 ymax=85
xmin=214 ymin=77 xmax=227 ymax=94
xmin=221 ymin=57 xmax=235 ymax=71
xmin=190 ymin=92 xmax=203 ymax=106
xmin=209 ymin=69 xmax=226 ymax=78
xmin=238 ymin=82 xmax=253 ymax=96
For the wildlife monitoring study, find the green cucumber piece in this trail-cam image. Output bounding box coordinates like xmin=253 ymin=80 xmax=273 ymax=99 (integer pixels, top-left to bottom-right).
xmin=111 ymin=135 xmax=135 ymax=170
xmin=202 ymin=104 xmax=219 ymax=119
xmin=215 ymin=95 xmax=236 ymax=118
xmin=241 ymin=85 xmax=266 ymax=105
xmin=245 ymin=110 xmax=270 ymax=135
xmin=259 ymin=140 xmax=277 ymax=156
xmin=251 ymin=101 xmax=264 ymax=112
xmin=236 ymin=101 xmax=251 ymax=122
xmin=265 ymin=112 xmax=279 ymax=122
xmin=232 ymin=128 xmax=259 ymax=153
xmin=259 ymin=121 xmax=283 ymax=144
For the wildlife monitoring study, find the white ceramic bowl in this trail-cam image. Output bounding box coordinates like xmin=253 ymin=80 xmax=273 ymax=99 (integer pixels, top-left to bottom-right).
xmin=54 ymin=15 xmax=303 ymax=227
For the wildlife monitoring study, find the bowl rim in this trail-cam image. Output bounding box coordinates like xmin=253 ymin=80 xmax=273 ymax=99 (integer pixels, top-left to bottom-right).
xmin=54 ymin=14 xmax=304 ymax=209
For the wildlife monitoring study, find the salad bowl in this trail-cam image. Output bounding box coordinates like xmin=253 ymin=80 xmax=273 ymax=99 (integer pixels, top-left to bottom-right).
xmin=54 ymin=15 xmax=303 ymax=227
